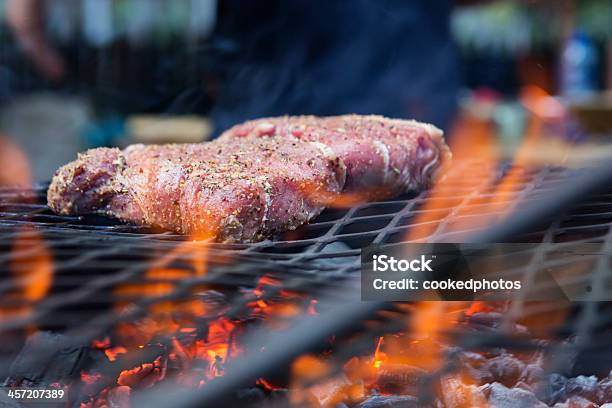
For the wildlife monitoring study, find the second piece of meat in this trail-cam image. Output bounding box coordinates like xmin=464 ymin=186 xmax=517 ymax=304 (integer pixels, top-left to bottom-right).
xmin=220 ymin=115 xmax=451 ymax=199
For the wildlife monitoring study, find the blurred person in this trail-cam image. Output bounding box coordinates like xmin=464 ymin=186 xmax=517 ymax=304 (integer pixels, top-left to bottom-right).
xmin=5 ymin=0 xmax=461 ymax=136
xmin=5 ymin=0 xmax=66 ymax=81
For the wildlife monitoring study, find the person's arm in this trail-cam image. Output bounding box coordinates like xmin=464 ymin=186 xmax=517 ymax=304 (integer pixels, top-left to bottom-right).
xmin=6 ymin=0 xmax=65 ymax=81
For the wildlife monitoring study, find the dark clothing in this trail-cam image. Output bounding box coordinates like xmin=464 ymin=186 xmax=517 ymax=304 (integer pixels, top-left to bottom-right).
xmin=209 ymin=0 xmax=459 ymax=135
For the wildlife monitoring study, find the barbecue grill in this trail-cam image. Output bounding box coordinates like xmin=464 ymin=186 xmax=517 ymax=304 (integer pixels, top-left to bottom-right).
xmin=2 ymin=161 xmax=612 ymax=407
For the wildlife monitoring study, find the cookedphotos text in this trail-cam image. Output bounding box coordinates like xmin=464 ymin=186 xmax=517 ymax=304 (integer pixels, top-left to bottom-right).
xmin=371 ymin=254 xmax=521 ymax=293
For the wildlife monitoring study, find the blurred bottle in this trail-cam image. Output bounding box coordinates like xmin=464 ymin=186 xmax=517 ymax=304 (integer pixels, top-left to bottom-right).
xmin=560 ymin=31 xmax=599 ymax=100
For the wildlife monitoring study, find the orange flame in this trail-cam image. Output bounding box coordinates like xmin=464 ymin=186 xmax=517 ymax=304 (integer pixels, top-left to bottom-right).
xmin=406 ymin=85 xmax=573 ymax=242
xmin=0 ymin=136 xmax=32 ymax=188
xmin=292 ymin=87 xmax=579 ymax=407
xmin=111 ymin=235 xmax=213 ymax=341
xmin=83 ymin=265 xmax=321 ymax=406
xmin=372 ymin=336 xmax=385 ymax=368
xmin=3 ymin=226 xmax=53 ymax=323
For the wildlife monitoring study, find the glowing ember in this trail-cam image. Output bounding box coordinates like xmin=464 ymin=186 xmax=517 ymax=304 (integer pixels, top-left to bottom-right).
xmin=118 ymin=356 xmax=166 ymax=388
xmin=71 ymin=266 xmax=321 ymax=408
xmin=372 ymin=337 xmax=385 ymax=369
xmin=80 ymin=372 xmax=103 ymax=385
xmin=104 ymin=346 xmax=128 ymax=362
xmin=10 ymin=227 xmax=53 ymax=303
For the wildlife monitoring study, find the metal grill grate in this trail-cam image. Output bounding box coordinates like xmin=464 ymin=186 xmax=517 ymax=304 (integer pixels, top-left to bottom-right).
xmin=0 ymin=163 xmax=590 ymax=259
xmin=2 ymin=161 xmax=612 ymax=406
xmin=0 ymin=163 xmax=609 ymax=334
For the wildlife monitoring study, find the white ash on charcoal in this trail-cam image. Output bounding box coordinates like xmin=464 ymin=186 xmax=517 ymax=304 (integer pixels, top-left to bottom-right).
xmin=439 ymin=376 xmax=488 ymax=407
xmin=565 ymin=375 xmax=600 ymax=403
xmin=515 ymin=380 xmax=537 ymax=393
xmin=522 ymin=363 xmax=546 ymax=385
xmin=537 ymin=373 xmax=570 ymax=405
xmin=453 ymin=349 xmax=529 ymax=387
xmin=459 ymin=351 xmax=612 ymax=407
xmin=553 ymin=395 xmax=598 ymax=408
xmin=598 ymin=373 xmax=612 ymax=403
xmin=531 ymin=372 xmax=612 ymax=406
xmin=484 ymin=382 xmax=547 ymax=408
xmin=483 ymin=353 xmax=526 ymax=388
xmin=350 ymin=345 xmax=612 ymax=407
xmin=453 ymin=349 xmax=492 ymax=385
xmin=356 ymin=395 xmax=420 ymax=408
xmin=298 ymin=374 xmax=365 ymax=407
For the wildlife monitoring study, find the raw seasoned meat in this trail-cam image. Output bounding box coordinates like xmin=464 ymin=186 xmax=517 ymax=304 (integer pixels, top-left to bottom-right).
xmin=48 ymin=137 xmax=344 ymax=242
xmin=220 ymin=115 xmax=450 ymax=198
xmin=48 ymin=115 xmax=450 ymax=242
